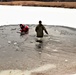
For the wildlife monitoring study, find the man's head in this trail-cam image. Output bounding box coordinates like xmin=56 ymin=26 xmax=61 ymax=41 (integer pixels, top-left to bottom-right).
xmin=39 ymin=20 xmax=42 ymax=24
xmin=20 ymin=24 xmax=24 ymax=29
xmin=20 ymin=24 xmax=22 ymax=26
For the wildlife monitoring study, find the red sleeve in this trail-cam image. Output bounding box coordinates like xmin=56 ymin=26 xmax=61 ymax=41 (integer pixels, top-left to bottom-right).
xmin=25 ymin=26 xmax=29 ymax=29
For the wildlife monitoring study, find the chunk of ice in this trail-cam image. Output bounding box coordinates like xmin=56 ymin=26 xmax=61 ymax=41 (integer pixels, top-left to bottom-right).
xmin=8 ymin=41 xmax=11 ymax=44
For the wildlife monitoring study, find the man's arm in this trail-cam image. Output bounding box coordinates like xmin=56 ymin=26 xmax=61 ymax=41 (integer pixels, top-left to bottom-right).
xmin=35 ymin=26 xmax=38 ymax=32
xmin=43 ymin=26 xmax=48 ymax=34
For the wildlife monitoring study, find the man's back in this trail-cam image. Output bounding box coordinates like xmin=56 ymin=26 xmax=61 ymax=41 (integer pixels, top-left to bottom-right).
xmin=35 ymin=21 xmax=48 ymax=37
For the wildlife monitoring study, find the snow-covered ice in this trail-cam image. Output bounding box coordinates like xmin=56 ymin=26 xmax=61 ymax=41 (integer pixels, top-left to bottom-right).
xmin=0 ymin=5 xmax=76 ymax=28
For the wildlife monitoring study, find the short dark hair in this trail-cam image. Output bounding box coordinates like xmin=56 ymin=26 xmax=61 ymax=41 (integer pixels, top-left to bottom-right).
xmin=39 ymin=20 xmax=42 ymax=24
xmin=20 ymin=24 xmax=22 ymax=26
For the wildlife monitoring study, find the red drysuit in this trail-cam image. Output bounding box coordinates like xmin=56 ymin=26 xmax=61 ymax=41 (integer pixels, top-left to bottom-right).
xmin=20 ymin=24 xmax=29 ymax=33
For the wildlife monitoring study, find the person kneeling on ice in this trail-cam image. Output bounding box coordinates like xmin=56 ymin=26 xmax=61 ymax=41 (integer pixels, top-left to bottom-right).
xmin=20 ymin=24 xmax=29 ymax=35
xmin=35 ymin=20 xmax=48 ymax=42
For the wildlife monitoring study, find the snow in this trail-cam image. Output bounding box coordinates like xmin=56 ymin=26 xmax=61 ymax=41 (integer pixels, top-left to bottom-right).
xmin=0 ymin=5 xmax=76 ymax=28
xmin=0 ymin=64 xmax=56 ymax=75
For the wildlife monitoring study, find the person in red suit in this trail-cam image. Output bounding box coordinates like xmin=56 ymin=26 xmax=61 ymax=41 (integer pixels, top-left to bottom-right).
xmin=20 ymin=24 xmax=29 ymax=35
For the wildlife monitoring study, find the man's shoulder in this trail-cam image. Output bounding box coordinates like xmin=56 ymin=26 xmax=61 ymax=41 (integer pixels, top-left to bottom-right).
xmin=36 ymin=25 xmax=39 ymax=27
xmin=36 ymin=24 xmax=44 ymax=28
